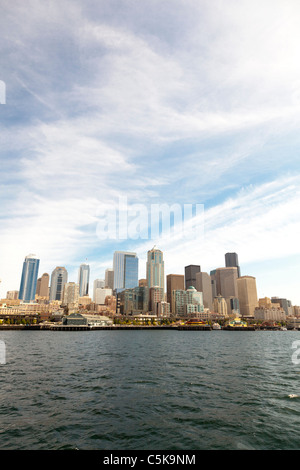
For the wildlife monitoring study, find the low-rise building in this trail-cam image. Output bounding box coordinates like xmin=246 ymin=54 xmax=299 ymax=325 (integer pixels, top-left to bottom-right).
xmin=62 ymin=313 xmax=113 ymax=326
xmin=254 ymin=307 xmax=286 ymax=322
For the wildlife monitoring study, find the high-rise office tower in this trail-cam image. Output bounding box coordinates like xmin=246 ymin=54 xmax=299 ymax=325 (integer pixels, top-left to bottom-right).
xmin=237 ymin=276 xmax=258 ymax=316
xmin=19 ymin=254 xmax=40 ymax=302
xmin=149 ymin=286 xmax=164 ymax=313
xmin=49 ymin=267 xmax=68 ymax=301
xmin=166 ymin=274 xmax=185 ymax=314
xmin=215 ymin=267 xmax=238 ymax=298
xmin=185 ymin=265 xmax=201 ymax=290
xmin=93 ymin=279 xmax=105 ymax=301
xmin=105 ymin=268 xmax=114 ymax=290
xmin=113 ymin=251 xmax=138 ymax=293
xmin=195 ymin=271 xmax=213 ymax=310
xmin=225 ymin=252 xmax=241 ymax=278
xmin=63 ymin=282 xmax=79 ymax=307
xmin=36 ymin=273 xmax=49 ymax=298
xmin=78 ymin=263 xmax=90 ymax=297
xmin=146 ymin=246 xmax=164 ymax=292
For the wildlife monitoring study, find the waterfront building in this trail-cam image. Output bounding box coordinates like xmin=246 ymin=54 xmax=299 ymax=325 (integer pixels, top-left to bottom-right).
xmin=95 ymin=288 xmax=113 ymax=305
xmin=49 ymin=267 xmax=68 ymax=302
xmin=19 ymin=254 xmax=40 ymax=302
xmin=6 ymin=290 xmax=19 ymax=300
xmin=173 ymin=286 xmax=204 ymax=317
xmin=105 ymin=269 xmax=114 ymax=289
xmin=166 ymin=274 xmax=185 ymax=314
xmin=237 ymin=276 xmax=258 ymax=317
xmin=254 ymin=307 xmax=286 ymax=322
xmin=62 ymin=313 xmax=113 ymax=327
xmin=113 ymin=251 xmax=139 ymax=293
xmin=293 ymin=306 xmax=300 ymax=316
xmin=146 ymin=246 xmax=164 ymax=292
xmin=184 ymin=265 xmax=201 ymax=290
xmin=120 ymin=286 xmax=149 ymax=315
xmin=78 ymin=263 xmax=90 ymax=297
xmin=156 ymin=301 xmax=170 ymax=317
xmin=195 ymin=271 xmax=213 ymax=310
xmin=63 ymin=282 xmax=79 ymax=310
xmin=225 ymin=252 xmax=241 ymax=278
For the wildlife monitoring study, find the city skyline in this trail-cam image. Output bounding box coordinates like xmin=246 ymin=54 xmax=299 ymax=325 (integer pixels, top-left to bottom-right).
xmin=1 ymin=1 xmax=300 ymax=305
xmin=2 ymin=248 xmax=297 ymax=310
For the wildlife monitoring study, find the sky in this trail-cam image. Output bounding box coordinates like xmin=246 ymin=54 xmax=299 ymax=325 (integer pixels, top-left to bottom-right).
xmin=1 ymin=0 xmax=300 ymax=304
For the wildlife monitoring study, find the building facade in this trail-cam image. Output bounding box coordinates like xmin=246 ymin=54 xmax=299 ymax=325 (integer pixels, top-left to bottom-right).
xmin=185 ymin=265 xmax=201 ymax=290
xmin=113 ymin=251 xmax=139 ymax=293
xmin=237 ymin=276 xmax=258 ymax=317
xmin=78 ymin=263 xmax=90 ymax=297
xmin=63 ymin=282 xmax=79 ymax=310
xmin=166 ymin=274 xmax=185 ymax=314
xmin=19 ymin=254 xmax=40 ymax=302
xmin=173 ymin=286 xmax=204 ymax=317
xmin=146 ymin=246 xmax=164 ymax=292
xmin=195 ymin=271 xmax=213 ymax=310
xmin=49 ymin=267 xmax=68 ymax=302
xmin=105 ymin=269 xmax=114 ymax=289
xmin=225 ymin=252 xmax=241 ymax=278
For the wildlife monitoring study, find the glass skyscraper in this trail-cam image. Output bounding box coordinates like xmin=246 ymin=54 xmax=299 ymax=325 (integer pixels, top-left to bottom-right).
xmin=19 ymin=254 xmax=40 ymax=302
xmin=225 ymin=252 xmax=241 ymax=278
xmin=78 ymin=263 xmax=90 ymax=297
xmin=113 ymin=251 xmax=138 ymax=293
xmin=146 ymin=246 xmax=164 ymax=292
xmin=49 ymin=267 xmax=68 ymax=301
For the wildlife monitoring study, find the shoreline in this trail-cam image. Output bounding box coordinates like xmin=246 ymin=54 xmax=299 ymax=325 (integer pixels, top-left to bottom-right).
xmin=0 ymin=324 xmax=296 ymax=331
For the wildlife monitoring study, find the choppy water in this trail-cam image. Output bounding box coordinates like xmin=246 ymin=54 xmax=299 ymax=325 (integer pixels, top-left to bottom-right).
xmin=0 ymin=329 xmax=299 ymax=450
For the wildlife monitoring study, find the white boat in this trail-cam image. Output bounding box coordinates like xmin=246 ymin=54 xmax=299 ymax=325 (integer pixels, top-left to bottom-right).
xmin=212 ymin=323 xmax=221 ymax=330
xmin=280 ymin=327 xmax=287 ymax=331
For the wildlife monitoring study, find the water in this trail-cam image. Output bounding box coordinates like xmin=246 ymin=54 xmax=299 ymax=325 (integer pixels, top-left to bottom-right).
xmin=0 ymin=329 xmax=299 ymax=450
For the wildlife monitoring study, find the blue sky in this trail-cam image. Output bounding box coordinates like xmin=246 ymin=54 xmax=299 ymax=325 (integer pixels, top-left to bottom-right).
xmin=1 ymin=0 xmax=300 ymax=304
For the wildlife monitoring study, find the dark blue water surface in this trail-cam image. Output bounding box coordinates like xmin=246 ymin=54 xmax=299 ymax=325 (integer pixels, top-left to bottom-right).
xmin=0 ymin=329 xmax=299 ymax=450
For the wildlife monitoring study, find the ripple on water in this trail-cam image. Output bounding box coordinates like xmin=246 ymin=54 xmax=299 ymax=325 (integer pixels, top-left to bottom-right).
xmin=0 ymin=330 xmax=299 ymax=450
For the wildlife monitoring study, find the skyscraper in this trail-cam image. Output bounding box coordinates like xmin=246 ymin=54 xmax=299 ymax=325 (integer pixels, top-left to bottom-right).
xmin=225 ymin=252 xmax=241 ymax=278
xmin=195 ymin=271 xmax=213 ymax=310
xmin=166 ymin=274 xmax=185 ymax=314
xmin=105 ymin=268 xmax=114 ymax=290
xmin=49 ymin=267 xmax=68 ymax=301
xmin=215 ymin=267 xmax=238 ymax=298
xmin=93 ymin=279 xmax=105 ymax=301
xmin=63 ymin=282 xmax=79 ymax=308
xmin=185 ymin=265 xmax=201 ymax=290
xmin=113 ymin=251 xmax=138 ymax=293
xmin=146 ymin=246 xmax=164 ymax=292
xmin=78 ymin=263 xmax=90 ymax=297
xmin=36 ymin=273 xmax=49 ymax=298
xmin=19 ymin=254 xmax=39 ymax=302
xmin=237 ymin=276 xmax=258 ymax=316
